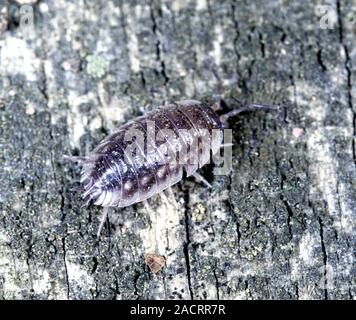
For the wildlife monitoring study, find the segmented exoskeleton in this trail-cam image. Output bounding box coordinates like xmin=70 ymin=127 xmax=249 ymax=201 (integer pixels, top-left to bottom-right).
xmin=68 ymin=99 xmax=272 ymax=236
xmin=81 ymin=100 xmax=222 ymax=208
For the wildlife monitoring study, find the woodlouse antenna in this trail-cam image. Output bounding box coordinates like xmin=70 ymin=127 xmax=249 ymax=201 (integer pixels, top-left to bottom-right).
xmin=220 ymin=103 xmax=278 ymax=126
xmin=159 ymin=191 xmax=170 ymax=207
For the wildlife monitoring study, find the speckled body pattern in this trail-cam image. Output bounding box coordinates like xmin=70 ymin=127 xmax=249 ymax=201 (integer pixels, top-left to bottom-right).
xmin=81 ymin=100 xmax=222 ymax=207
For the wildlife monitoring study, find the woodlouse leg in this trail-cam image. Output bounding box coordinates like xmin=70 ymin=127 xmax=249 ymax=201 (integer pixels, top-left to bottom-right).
xmin=63 ymin=155 xmax=88 ymax=164
xmin=159 ymin=191 xmax=170 ymax=208
xmin=192 ymin=172 xmax=212 ymax=188
xmin=80 ymin=198 xmax=91 ymax=209
xmin=220 ymin=103 xmax=277 ymax=125
xmin=142 ymin=201 xmax=160 ymax=252
xmin=97 ymin=206 xmax=110 ymax=238
xmin=69 ymin=184 xmax=84 ymax=192
xmin=165 ymin=187 xmax=178 ymax=210
xmin=143 ymin=200 xmax=152 ymax=214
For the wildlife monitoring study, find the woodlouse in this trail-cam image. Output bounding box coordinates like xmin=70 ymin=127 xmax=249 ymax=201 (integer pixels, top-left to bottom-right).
xmin=81 ymin=100 xmax=222 ymax=207
xmin=69 ymin=99 xmax=272 ymax=235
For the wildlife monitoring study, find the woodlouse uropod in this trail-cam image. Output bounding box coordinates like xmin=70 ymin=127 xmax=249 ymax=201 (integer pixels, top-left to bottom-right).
xmin=68 ymin=99 xmax=272 ymax=236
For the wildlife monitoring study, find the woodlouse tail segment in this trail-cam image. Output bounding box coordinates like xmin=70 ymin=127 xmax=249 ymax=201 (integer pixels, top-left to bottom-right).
xmin=81 ymin=185 xmax=114 ymax=208
xmin=64 ymin=154 xmax=100 ymax=206
xmin=77 ymin=154 xmax=120 ymax=207
xmin=219 ymin=103 xmax=278 ymax=126
xmin=80 ymin=176 xmax=98 ymax=208
xmin=159 ymin=191 xmax=170 ymax=207
xmin=82 ymin=181 xmax=118 ymax=207
xmin=80 ymin=180 xmax=98 ymax=208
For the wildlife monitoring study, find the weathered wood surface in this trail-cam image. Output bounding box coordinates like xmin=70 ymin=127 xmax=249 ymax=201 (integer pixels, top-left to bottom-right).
xmin=0 ymin=0 xmax=355 ymax=299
